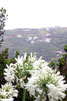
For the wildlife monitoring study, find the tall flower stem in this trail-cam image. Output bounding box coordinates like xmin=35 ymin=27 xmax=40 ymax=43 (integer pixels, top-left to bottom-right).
xmin=44 ymin=86 xmax=49 ymax=101
xmin=40 ymin=87 xmax=49 ymax=101
xmin=22 ymin=88 xmax=26 ymax=101
xmin=40 ymin=89 xmax=44 ymax=101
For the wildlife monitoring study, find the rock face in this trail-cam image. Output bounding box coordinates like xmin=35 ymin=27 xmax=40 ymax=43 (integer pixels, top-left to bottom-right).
xmin=0 ymin=27 xmax=67 ymax=61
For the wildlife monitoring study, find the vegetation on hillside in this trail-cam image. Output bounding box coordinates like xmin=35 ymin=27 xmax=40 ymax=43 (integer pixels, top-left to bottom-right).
xmin=0 ymin=27 xmax=67 ymax=61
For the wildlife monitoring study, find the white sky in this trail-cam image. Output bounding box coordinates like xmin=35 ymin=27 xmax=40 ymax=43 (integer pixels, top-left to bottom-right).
xmin=0 ymin=0 xmax=67 ymax=29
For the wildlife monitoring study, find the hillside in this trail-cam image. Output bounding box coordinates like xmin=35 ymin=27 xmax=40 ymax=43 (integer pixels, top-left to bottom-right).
xmin=0 ymin=27 xmax=67 ymax=61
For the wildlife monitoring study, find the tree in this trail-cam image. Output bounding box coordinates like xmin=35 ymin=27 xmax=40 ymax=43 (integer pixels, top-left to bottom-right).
xmin=0 ymin=7 xmax=7 ymax=47
xmin=58 ymin=45 xmax=67 ymax=72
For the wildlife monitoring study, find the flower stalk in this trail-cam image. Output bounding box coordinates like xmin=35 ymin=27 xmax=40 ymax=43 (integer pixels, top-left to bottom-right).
xmin=40 ymin=88 xmax=44 ymax=101
xmin=22 ymin=88 xmax=26 ymax=101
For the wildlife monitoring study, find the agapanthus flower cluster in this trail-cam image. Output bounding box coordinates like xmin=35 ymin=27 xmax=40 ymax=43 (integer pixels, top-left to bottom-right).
xmin=0 ymin=83 xmax=18 ymax=99
xmin=4 ymin=53 xmax=67 ymax=101
xmin=25 ymin=60 xmax=67 ymax=101
xmin=4 ymin=53 xmax=37 ymax=88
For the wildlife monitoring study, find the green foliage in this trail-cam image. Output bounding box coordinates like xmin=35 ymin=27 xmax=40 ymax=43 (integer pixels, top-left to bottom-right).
xmin=58 ymin=57 xmax=64 ymax=68
xmin=15 ymin=50 xmax=20 ymax=58
xmin=0 ymin=48 xmax=9 ymax=86
xmin=49 ymin=60 xmax=56 ymax=69
xmin=58 ymin=44 xmax=67 ymax=72
xmin=64 ymin=44 xmax=67 ymax=53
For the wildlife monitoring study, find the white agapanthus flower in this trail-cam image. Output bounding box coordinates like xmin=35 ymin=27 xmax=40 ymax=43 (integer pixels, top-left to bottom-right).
xmin=0 ymin=83 xmax=18 ymax=99
xmin=46 ymin=84 xmax=66 ymax=101
xmin=15 ymin=55 xmax=23 ymax=66
xmin=4 ymin=64 xmax=16 ymax=82
xmin=25 ymin=63 xmax=67 ymax=101
xmin=28 ymin=52 xmax=36 ymax=63
xmin=4 ymin=53 xmax=37 ymax=88
xmin=4 ymin=62 xmax=25 ymax=88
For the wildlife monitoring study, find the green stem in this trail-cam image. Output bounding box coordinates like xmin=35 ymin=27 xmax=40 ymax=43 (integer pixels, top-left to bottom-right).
xmin=40 ymin=88 xmax=44 ymax=101
xmin=40 ymin=87 xmax=49 ymax=101
xmin=22 ymin=88 xmax=26 ymax=101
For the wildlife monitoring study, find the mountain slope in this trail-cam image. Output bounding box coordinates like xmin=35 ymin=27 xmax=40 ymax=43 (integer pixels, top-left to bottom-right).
xmin=0 ymin=27 xmax=67 ymax=61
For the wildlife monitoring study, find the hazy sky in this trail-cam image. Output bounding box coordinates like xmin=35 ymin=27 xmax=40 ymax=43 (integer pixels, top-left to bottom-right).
xmin=0 ymin=0 xmax=67 ymax=29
